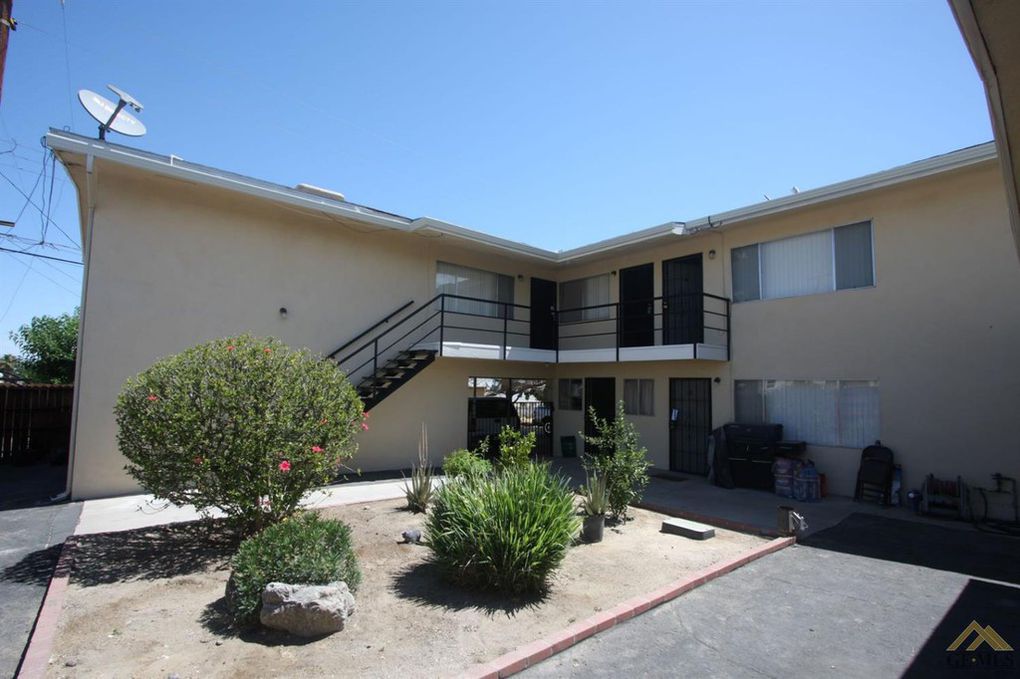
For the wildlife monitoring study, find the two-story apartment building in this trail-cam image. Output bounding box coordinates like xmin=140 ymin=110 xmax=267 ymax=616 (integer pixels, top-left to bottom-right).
xmin=47 ymin=130 xmax=1020 ymax=506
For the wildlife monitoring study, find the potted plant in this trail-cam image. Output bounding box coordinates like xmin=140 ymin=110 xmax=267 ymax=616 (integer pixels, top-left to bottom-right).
xmin=580 ymin=472 xmax=608 ymax=543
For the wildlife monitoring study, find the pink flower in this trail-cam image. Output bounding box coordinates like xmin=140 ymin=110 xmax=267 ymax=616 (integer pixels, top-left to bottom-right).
xmin=278 ymin=460 xmax=291 ymax=472
xmin=311 ymin=445 xmax=324 ymax=454
xmin=319 ymin=418 xmax=328 ymax=425
xmin=363 ymin=411 xmax=370 ymax=419
xmin=360 ymin=422 xmax=370 ymax=431
xmin=263 ymin=347 xmax=272 ymax=354
xmin=226 ymin=345 xmax=235 ymax=352
xmin=147 ymin=394 xmax=159 ymax=402
xmin=194 ymin=456 xmax=204 ymax=465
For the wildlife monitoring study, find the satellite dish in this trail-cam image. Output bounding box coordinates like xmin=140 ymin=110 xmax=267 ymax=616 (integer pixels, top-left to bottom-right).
xmin=77 ymin=85 xmax=147 ymax=140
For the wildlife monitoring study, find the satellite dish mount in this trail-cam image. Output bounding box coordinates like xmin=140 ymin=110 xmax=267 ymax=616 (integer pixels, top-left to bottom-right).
xmin=77 ymin=85 xmax=147 ymax=140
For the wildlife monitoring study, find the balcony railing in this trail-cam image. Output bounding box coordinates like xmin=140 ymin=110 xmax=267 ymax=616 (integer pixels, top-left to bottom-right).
xmin=332 ymin=292 xmax=729 ymax=385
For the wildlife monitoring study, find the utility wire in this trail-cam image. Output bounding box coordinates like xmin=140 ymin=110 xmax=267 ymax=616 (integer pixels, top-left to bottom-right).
xmin=0 ymin=168 xmax=79 ymax=249
xmin=0 ymin=246 xmax=82 ymax=265
xmin=1 ymin=251 xmax=79 ymax=296
xmin=0 ymin=261 xmax=32 ymax=325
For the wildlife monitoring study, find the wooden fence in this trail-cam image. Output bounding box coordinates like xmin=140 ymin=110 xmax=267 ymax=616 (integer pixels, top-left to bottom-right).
xmin=0 ymin=384 xmax=74 ymax=465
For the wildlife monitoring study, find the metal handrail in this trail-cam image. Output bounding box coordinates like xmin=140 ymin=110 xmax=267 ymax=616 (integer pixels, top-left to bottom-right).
xmin=328 ymin=299 xmax=415 ymax=360
xmin=333 ymin=290 xmax=732 ymax=384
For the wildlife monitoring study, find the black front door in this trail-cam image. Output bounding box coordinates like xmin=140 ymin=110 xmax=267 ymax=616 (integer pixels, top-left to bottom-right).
xmin=530 ymin=278 xmax=558 ymax=350
xmin=619 ymin=263 xmax=654 ymax=347
xmin=662 ymin=254 xmax=704 ymax=344
xmin=669 ymin=378 xmax=712 ymax=474
xmin=584 ymin=377 xmax=616 ymax=454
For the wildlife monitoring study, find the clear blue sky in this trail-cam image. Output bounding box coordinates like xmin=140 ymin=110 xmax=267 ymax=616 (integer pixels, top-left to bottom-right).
xmin=0 ymin=1 xmax=993 ymax=355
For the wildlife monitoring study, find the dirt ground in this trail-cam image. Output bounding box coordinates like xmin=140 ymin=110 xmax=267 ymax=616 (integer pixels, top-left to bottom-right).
xmin=47 ymin=499 xmax=765 ymax=678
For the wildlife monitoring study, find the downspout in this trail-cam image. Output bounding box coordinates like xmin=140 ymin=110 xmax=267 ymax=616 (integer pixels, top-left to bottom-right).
xmin=54 ymin=152 xmax=96 ymax=502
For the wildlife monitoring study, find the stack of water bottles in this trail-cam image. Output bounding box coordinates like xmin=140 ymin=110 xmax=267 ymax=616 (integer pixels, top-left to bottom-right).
xmin=773 ymin=457 xmax=821 ymax=502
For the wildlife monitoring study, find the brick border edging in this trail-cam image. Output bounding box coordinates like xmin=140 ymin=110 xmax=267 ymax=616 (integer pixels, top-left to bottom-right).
xmin=465 ymin=535 xmax=795 ymax=679
xmin=17 ymin=536 xmax=78 ymax=679
xmin=633 ymin=501 xmax=782 ymax=538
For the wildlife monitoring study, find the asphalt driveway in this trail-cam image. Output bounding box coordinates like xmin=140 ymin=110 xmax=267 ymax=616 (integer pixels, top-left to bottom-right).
xmin=0 ymin=502 xmax=81 ymax=678
xmin=525 ymin=515 xmax=1020 ymax=679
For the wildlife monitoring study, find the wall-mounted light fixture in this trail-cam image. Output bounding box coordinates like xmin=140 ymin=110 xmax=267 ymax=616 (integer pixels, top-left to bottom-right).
xmin=279 ymin=307 xmax=288 ymax=318
xmin=611 ymin=270 xmax=617 ymax=276
xmin=517 ymin=274 xmax=524 ymax=281
xmin=713 ymin=377 xmax=722 ymax=384
xmin=708 ymin=249 xmax=717 ymax=260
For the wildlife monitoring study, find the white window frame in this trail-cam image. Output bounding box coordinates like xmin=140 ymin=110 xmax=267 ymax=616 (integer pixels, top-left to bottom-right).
xmin=734 ymin=378 xmax=880 ymax=449
xmin=732 ymin=221 xmax=875 ymax=303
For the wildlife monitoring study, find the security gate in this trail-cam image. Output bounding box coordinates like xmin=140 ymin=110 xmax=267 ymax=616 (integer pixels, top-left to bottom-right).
xmin=467 ymin=398 xmax=553 ymax=457
xmin=668 ymin=378 xmax=712 ymax=474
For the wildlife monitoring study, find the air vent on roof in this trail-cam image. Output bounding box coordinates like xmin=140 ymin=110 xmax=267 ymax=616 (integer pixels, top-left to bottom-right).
xmin=295 ymin=183 xmax=346 ymax=202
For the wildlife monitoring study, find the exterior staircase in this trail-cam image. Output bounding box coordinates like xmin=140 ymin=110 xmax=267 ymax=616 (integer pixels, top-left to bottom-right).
xmin=354 ymin=348 xmax=437 ymax=411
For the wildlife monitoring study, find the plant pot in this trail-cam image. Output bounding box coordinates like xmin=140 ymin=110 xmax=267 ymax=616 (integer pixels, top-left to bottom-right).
xmin=581 ymin=514 xmax=605 ymax=543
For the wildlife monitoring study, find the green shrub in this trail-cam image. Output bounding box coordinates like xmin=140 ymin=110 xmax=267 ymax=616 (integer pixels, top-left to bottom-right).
xmin=115 ymin=335 xmax=364 ymax=534
xmin=582 ymin=401 xmax=651 ymax=520
xmin=227 ymin=512 xmax=361 ymax=627
xmin=442 ymin=447 xmax=493 ymax=478
xmin=580 ymin=471 xmax=608 ymax=517
xmin=426 ymin=463 xmax=578 ymax=593
xmin=404 ymin=424 xmax=434 ymax=513
xmin=497 ymin=425 xmax=535 ymax=468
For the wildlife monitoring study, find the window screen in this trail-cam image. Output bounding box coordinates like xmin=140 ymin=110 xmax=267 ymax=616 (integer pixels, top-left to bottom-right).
xmin=834 ymin=222 xmax=874 ymax=290
xmin=558 ymin=378 xmax=583 ymax=410
xmin=731 ymin=244 xmax=760 ymax=303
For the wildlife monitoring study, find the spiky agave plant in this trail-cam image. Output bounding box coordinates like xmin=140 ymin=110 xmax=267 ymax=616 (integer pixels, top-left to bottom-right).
xmin=403 ymin=423 xmax=434 ymax=512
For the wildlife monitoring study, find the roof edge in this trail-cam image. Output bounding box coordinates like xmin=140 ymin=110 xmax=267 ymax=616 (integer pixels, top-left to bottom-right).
xmin=46 ymin=129 xmax=997 ymax=265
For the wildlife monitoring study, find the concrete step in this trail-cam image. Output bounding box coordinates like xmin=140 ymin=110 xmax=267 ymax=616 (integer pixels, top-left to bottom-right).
xmin=661 ymin=517 xmax=715 ymax=540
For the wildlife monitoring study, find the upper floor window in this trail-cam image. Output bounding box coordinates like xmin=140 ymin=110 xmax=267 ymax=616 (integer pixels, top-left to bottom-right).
xmin=559 ymin=274 xmax=611 ymax=323
xmin=436 ymin=262 xmax=514 ymax=318
xmin=731 ymin=221 xmax=874 ymax=303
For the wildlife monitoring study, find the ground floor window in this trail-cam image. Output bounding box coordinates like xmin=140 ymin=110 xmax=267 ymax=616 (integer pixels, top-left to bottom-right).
xmin=467 ymin=377 xmax=554 ymax=455
xmin=558 ymin=378 xmax=583 ymax=410
xmin=623 ymin=378 xmax=654 ymax=416
xmin=734 ymin=379 xmax=879 ymax=448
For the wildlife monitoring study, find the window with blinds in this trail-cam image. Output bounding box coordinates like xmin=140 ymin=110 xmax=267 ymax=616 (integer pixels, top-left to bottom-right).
xmin=436 ymin=262 xmax=515 ymax=318
xmin=623 ymin=379 xmax=654 ymax=416
xmin=559 ymin=274 xmax=611 ymax=323
xmin=734 ymin=379 xmax=879 ymax=448
xmin=731 ymin=222 xmax=874 ymax=302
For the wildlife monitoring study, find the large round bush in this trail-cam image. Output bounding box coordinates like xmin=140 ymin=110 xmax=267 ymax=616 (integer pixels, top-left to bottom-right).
xmin=115 ymin=335 xmax=364 ymax=533
xmin=426 ymin=463 xmax=578 ymax=593
xmin=227 ymin=512 xmax=361 ymax=627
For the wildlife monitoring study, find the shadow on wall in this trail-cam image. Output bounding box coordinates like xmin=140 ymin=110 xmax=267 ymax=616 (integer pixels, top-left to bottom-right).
xmin=800 ymin=513 xmax=1020 ymax=585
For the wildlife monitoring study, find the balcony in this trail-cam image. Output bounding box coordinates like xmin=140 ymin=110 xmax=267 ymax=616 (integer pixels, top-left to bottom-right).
xmin=333 ymin=292 xmax=730 ymax=388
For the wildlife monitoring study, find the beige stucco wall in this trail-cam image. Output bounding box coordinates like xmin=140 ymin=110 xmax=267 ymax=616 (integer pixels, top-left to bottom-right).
xmin=64 ymin=154 xmax=1020 ymax=513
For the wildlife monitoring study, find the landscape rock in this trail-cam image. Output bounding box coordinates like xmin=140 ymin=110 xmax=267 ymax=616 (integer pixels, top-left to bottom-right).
xmin=259 ymin=581 xmax=356 ymax=637
xmin=400 ymin=529 xmax=422 ymax=544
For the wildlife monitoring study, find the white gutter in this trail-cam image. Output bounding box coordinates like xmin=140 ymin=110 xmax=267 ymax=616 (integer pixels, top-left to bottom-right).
xmin=45 ymin=130 xmax=415 ymax=232
xmin=46 ymin=129 xmax=997 ymax=266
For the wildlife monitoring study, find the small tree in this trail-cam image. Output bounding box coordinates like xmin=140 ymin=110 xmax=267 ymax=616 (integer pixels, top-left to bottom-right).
xmin=9 ymin=308 xmax=79 ymax=384
xmin=497 ymin=425 xmax=535 ymax=468
xmin=581 ymin=401 xmax=651 ymax=520
xmin=115 ymin=335 xmax=364 ymax=533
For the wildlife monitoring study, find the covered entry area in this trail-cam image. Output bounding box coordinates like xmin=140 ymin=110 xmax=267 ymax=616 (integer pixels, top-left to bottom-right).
xmin=668 ymin=377 xmax=712 ymax=475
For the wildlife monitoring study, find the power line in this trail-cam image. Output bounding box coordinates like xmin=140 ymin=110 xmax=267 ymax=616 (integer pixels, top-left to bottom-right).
xmin=0 ymin=245 xmax=82 ymax=265
xmin=0 ymin=259 xmax=31 ymax=325
xmin=0 ymin=251 xmax=79 ymax=297
xmin=0 ymin=167 xmax=79 ymax=248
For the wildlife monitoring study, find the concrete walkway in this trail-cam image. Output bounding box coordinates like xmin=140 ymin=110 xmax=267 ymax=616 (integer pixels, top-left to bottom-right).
xmin=0 ymin=502 xmax=81 ymax=678
xmin=74 ymin=477 xmax=411 ymax=535
xmin=524 ymin=542 xmax=1020 ymax=678
xmin=527 ymin=464 xmax=1020 ymax=678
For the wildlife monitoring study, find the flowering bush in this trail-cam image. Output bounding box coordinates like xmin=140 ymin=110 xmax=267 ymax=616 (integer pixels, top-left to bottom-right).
xmin=115 ymin=335 xmax=364 ymax=534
